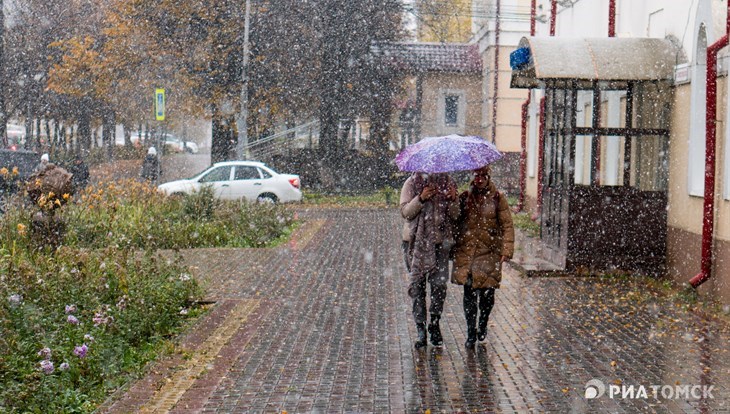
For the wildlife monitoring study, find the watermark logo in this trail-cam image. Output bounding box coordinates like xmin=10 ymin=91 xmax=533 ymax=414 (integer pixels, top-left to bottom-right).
xmin=584 ymin=379 xmax=714 ymax=400
xmin=585 ymin=379 xmax=606 ymax=399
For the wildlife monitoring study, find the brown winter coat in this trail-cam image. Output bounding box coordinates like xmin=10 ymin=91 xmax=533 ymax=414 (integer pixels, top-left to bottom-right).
xmin=451 ymin=180 xmax=515 ymax=289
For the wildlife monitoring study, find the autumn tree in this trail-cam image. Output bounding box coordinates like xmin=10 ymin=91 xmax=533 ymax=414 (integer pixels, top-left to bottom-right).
xmin=7 ymin=0 xmax=113 ymax=154
xmin=314 ymin=0 xmax=403 ymax=183
xmin=415 ymin=0 xmax=473 ymax=42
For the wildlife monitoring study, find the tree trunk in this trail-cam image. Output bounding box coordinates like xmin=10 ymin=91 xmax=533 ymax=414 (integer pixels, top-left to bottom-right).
xmin=45 ymin=119 xmax=51 ymax=151
xmin=78 ymin=112 xmax=91 ymax=156
xmin=211 ymin=103 xmax=231 ymax=164
xmin=102 ymin=110 xmax=114 ymax=160
xmin=35 ymin=118 xmax=41 ymax=152
xmin=59 ymin=124 xmax=66 ymax=152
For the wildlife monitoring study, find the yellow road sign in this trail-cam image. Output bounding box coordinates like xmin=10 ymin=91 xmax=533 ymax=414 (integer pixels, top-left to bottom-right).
xmin=155 ymin=89 xmax=166 ymax=121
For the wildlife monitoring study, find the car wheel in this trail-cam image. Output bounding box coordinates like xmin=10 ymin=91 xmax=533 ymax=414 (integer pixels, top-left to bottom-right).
xmin=256 ymin=193 xmax=278 ymax=204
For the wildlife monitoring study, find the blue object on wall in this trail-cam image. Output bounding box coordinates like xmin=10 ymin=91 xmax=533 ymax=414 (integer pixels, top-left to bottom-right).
xmin=510 ymin=47 xmax=531 ymax=70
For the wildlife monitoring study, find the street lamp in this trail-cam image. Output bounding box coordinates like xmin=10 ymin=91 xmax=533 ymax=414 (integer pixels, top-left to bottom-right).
xmin=235 ymin=0 xmax=251 ymax=160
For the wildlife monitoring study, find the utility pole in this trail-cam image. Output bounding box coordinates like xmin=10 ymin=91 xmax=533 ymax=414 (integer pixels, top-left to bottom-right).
xmin=235 ymin=0 xmax=251 ymax=160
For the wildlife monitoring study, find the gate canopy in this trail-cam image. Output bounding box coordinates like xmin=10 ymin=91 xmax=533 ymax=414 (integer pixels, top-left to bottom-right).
xmin=510 ymin=37 xmax=682 ymax=89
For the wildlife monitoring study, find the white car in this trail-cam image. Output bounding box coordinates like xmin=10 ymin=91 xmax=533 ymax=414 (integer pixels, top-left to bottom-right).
xmin=157 ymin=161 xmax=302 ymax=203
xmin=163 ymin=136 xmax=199 ymax=154
xmin=118 ymin=134 xmax=199 ymax=154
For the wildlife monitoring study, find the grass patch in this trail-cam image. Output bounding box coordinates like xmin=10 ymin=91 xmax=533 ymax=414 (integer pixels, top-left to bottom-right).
xmin=302 ymin=187 xmax=398 ymax=208
xmin=512 ymin=212 xmax=540 ymax=238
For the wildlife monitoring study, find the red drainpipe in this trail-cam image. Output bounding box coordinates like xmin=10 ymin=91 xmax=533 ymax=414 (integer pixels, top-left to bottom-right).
xmin=550 ymin=0 xmax=557 ymax=36
xmin=690 ymin=6 xmax=730 ymax=288
xmin=490 ymin=0 xmax=501 ymax=144
xmin=517 ymin=0 xmax=536 ymax=212
xmin=608 ymin=0 xmax=616 ymax=37
xmin=530 ymin=0 xmax=536 ymax=36
xmin=518 ymin=97 xmax=530 ymax=211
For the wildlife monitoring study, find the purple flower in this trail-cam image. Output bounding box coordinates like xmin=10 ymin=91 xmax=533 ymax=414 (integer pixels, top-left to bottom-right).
xmin=39 ymin=360 xmax=54 ymax=374
xmin=93 ymin=312 xmax=113 ymax=326
xmin=67 ymin=315 xmax=79 ymax=325
xmin=8 ymin=294 xmax=22 ymax=307
xmin=37 ymin=347 xmax=52 ymax=359
xmin=73 ymin=344 xmax=88 ymax=358
xmin=59 ymin=362 xmax=70 ymax=371
xmin=84 ymin=334 xmax=95 ymax=343
xmin=65 ymin=304 xmax=77 ymax=314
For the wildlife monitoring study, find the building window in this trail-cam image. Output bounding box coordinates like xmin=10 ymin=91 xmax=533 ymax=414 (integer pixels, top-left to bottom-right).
xmin=444 ymin=95 xmax=459 ymax=126
xmin=688 ymin=25 xmax=708 ymax=197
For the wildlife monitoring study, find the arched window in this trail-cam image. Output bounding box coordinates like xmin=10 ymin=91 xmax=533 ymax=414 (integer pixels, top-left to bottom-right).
xmin=688 ymin=24 xmax=707 ymax=196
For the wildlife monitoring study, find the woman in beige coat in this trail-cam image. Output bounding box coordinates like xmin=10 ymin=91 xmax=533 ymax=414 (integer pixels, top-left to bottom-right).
xmin=451 ymin=166 xmax=514 ymax=349
xmin=400 ymin=172 xmax=459 ymax=349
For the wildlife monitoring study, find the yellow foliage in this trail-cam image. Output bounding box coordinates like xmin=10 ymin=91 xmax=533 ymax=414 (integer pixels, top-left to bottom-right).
xmin=416 ymin=0 xmax=473 ymax=43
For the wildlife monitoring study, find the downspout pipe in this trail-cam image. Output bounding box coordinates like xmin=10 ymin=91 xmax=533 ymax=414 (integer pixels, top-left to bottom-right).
xmin=608 ymin=0 xmax=616 ymax=37
xmin=517 ymin=0 xmax=536 ymax=212
xmin=518 ymin=97 xmax=530 ymax=211
xmin=690 ymin=27 xmax=729 ymax=288
xmin=490 ymin=0 xmax=501 ymax=144
xmin=550 ymin=0 xmax=557 ymax=36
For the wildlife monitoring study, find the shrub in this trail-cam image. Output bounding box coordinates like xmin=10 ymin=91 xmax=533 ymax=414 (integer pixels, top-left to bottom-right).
xmin=52 ymin=179 xmax=295 ymax=249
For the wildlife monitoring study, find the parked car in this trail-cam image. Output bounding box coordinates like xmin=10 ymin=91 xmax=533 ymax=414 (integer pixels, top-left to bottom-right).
xmin=163 ymin=136 xmax=199 ymax=154
xmin=119 ymin=133 xmax=199 ymax=154
xmin=157 ymin=161 xmax=302 ymax=203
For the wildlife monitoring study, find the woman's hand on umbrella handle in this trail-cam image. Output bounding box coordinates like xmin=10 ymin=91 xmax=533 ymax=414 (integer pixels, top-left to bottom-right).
xmin=419 ymin=186 xmax=437 ymax=202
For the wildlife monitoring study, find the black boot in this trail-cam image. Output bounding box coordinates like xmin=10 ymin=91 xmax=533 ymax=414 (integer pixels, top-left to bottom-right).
xmin=428 ymin=315 xmax=443 ymax=347
xmin=477 ymin=316 xmax=489 ymax=342
xmin=415 ymin=322 xmax=428 ymax=349
xmin=465 ymin=315 xmax=477 ymax=350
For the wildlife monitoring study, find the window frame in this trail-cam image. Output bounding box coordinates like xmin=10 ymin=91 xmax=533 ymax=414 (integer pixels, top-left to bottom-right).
xmin=198 ymin=166 xmax=233 ymax=183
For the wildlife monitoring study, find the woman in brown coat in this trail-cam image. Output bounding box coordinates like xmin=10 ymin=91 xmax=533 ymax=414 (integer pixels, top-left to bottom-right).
xmin=451 ymin=166 xmax=514 ymax=349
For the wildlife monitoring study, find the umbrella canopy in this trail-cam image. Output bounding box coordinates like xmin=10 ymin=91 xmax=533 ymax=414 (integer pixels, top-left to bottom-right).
xmin=395 ymin=134 xmax=502 ymax=173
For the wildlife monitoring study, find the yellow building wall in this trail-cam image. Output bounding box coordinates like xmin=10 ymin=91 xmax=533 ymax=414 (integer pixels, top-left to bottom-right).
xmin=666 ymin=78 xmax=730 ymax=303
xmin=485 ymin=45 xmax=528 ymax=153
xmin=419 ymin=73 xmax=483 ymax=138
xmin=668 ymin=79 xmax=730 ymax=241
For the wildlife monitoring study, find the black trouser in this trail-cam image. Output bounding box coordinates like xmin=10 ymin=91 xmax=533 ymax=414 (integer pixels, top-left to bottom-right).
xmin=463 ymin=280 xmax=495 ymax=338
xmin=402 ymin=241 xmax=448 ymax=325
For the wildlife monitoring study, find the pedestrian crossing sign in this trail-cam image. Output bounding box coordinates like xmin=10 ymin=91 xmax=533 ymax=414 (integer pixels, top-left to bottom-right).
xmin=155 ymin=89 xmax=165 ymax=121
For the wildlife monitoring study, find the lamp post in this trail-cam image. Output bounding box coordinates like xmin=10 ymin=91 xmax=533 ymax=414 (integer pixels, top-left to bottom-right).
xmin=235 ymin=0 xmax=251 ymax=160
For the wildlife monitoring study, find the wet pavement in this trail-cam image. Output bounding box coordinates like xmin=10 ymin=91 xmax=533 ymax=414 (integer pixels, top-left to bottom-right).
xmin=101 ymin=209 xmax=730 ymax=413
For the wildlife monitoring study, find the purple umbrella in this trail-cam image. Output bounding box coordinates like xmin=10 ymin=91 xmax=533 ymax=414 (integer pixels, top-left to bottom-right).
xmin=395 ymin=134 xmax=503 ymax=173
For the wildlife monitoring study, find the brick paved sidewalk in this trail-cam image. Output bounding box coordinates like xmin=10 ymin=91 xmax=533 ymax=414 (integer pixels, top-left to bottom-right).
xmin=102 ymin=208 xmax=730 ymax=413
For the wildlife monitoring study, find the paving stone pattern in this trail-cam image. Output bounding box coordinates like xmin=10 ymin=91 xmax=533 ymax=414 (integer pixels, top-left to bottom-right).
xmin=106 ymin=208 xmax=730 ymax=413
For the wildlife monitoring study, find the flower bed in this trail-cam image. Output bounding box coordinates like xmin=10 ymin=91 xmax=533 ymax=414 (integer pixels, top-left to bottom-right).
xmin=0 ymin=179 xmax=296 ymax=412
